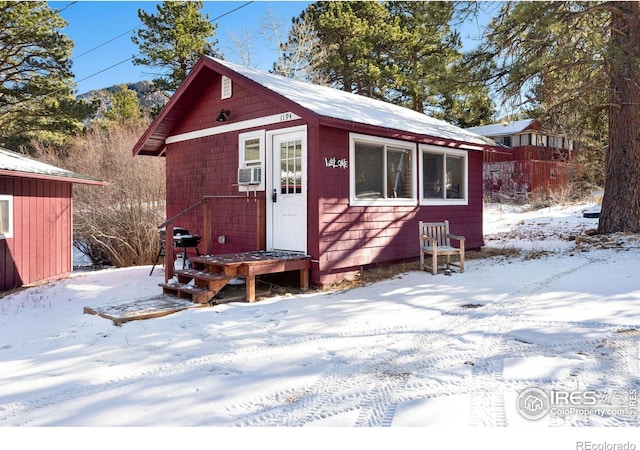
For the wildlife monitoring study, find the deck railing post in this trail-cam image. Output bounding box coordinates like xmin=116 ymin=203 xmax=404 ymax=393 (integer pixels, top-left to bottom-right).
xmin=256 ymin=197 xmax=265 ymax=250
xmin=157 ymin=195 xmax=254 ymax=283
xmin=202 ymin=198 xmax=211 ymax=256
xmin=165 ymin=224 xmax=174 ymax=282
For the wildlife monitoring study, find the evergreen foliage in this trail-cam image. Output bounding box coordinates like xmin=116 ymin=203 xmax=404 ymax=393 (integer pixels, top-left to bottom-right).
xmin=131 ymin=1 xmax=220 ymax=98
xmin=473 ymin=1 xmax=640 ymax=233
xmin=0 ymin=1 xmax=95 ymax=152
xmin=279 ymin=1 xmax=495 ymax=127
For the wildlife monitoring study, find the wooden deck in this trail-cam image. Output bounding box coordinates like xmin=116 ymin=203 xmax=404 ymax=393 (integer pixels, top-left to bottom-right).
xmin=160 ymin=251 xmax=311 ymax=303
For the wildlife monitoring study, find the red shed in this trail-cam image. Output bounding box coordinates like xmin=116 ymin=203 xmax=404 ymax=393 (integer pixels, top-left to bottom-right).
xmin=133 ymin=57 xmax=494 ymax=287
xmin=0 ymin=147 xmax=104 ymax=292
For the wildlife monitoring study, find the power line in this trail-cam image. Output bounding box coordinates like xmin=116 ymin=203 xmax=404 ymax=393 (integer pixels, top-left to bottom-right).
xmin=73 ymin=27 xmax=140 ymax=61
xmin=75 ymin=56 xmax=134 ymax=85
xmin=72 ymin=0 xmax=254 ymax=76
xmin=7 ymin=0 xmax=256 ymax=105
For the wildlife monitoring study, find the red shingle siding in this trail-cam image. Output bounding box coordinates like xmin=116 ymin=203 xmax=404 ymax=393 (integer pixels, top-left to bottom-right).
xmin=173 ymin=75 xmax=286 ymax=136
xmin=158 ymin=70 xmax=485 ymax=287
xmin=1 ymin=175 xmax=73 ymax=291
xmin=165 ymin=135 xmax=262 ymax=256
xmin=311 ymin=128 xmax=484 ymax=286
xmin=164 ymin=80 xmax=297 ymax=256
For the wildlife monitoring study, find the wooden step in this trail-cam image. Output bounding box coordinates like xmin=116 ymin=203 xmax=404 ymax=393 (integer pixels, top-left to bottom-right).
xmin=189 ymin=255 xmax=242 ymax=277
xmin=175 ymin=269 xmax=229 ymax=283
xmin=159 ymin=282 xmax=216 ymax=304
xmin=174 ymin=269 xmax=231 ymax=293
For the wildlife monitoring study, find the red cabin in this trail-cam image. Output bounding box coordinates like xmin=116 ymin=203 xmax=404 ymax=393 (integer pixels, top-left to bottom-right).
xmin=133 ymin=57 xmax=493 ymax=287
xmin=467 ymin=119 xmax=579 ymax=200
xmin=0 ymin=148 xmax=104 ymax=291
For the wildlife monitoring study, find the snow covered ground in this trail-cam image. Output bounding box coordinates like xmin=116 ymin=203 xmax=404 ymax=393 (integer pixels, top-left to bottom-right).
xmin=1 ymin=202 xmax=640 ymax=447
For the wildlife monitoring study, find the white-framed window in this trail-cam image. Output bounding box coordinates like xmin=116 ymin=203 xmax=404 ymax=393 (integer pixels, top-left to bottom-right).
xmin=238 ymin=130 xmax=265 ymax=191
xmin=419 ymin=145 xmax=468 ymax=206
xmin=349 ymin=133 xmax=416 ymax=206
xmin=0 ymin=195 xmax=13 ymax=239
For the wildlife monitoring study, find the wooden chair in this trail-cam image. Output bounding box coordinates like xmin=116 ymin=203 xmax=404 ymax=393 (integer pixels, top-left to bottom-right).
xmin=419 ymin=220 xmax=465 ymax=275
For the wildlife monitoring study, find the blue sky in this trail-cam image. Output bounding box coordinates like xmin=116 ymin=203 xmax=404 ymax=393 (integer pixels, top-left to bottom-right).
xmin=48 ymin=1 xmax=491 ymax=95
xmin=48 ymin=1 xmax=312 ymax=93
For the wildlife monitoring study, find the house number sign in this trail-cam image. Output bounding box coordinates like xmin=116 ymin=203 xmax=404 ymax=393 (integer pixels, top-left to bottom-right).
xmin=325 ymin=157 xmax=348 ymax=169
xmin=279 ymin=112 xmax=294 ymax=122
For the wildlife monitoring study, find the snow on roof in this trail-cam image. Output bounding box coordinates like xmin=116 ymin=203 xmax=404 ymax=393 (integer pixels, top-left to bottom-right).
xmin=466 ymin=119 xmax=537 ymax=137
xmin=0 ymin=147 xmax=103 ymax=184
xmin=211 ymin=57 xmax=494 ymax=148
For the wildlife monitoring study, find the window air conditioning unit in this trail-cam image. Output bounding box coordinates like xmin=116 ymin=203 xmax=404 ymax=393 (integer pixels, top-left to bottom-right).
xmin=238 ymin=167 xmax=261 ymax=185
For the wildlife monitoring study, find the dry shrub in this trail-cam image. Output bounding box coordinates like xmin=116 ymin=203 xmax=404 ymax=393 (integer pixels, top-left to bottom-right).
xmin=34 ymin=120 xmax=166 ymax=267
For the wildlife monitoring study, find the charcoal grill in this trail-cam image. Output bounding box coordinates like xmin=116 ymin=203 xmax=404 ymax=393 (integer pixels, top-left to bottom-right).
xmin=150 ymin=227 xmax=201 ymax=275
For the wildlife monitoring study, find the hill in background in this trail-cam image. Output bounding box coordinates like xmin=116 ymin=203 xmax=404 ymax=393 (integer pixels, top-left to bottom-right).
xmin=78 ymin=80 xmax=166 ymax=118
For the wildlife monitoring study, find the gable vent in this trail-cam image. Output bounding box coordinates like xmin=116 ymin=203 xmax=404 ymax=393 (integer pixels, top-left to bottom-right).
xmin=221 ymin=76 xmax=232 ymax=100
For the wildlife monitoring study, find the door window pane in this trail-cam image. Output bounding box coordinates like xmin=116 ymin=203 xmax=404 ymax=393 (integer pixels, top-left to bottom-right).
xmin=281 ymin=139 xmax=303 ymax=194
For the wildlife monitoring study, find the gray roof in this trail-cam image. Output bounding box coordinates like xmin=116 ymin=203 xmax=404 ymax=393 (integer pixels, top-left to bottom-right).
xmin=0 ymin=147 xmax=104 ymax=185
xmin=211 ymin=57 xmax=495 ymax=148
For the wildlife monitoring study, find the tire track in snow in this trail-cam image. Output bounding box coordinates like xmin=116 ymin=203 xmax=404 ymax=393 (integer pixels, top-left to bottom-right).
xmin=468 ymin=256 xmax=602 ymax=426
xmin=0 ymin=326 xmax=417 ymax=425
xmin=5 ymin=254 xmax=636 ymax=427
xmin=227 ymin=315 xmax=481 ymax=426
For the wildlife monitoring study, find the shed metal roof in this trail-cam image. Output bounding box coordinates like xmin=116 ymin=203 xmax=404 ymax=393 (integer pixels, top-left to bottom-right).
xmin=0 ymin=147 xmax=105 ymax=185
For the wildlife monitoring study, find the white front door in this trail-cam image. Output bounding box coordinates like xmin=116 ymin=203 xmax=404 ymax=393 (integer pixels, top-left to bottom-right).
xmin=269 ymin=127 xmax=307 ymax=253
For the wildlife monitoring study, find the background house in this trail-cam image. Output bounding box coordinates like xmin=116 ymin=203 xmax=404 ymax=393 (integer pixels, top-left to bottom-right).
xmin=133 ymin=57 xmax=495 ymax=287
xmin=0 ymin=147 xmax=104 ymax=292
xmin=467 ymin=119 xmax=578 ymax=201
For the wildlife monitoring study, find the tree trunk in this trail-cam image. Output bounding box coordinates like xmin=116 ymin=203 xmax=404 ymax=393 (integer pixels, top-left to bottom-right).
xmin=598 ymin=1 xmax=640 ymax=234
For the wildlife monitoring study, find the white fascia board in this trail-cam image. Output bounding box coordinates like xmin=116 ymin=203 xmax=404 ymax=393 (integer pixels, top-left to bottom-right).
xmin=165 ymin=112 xmax=301 ymax=145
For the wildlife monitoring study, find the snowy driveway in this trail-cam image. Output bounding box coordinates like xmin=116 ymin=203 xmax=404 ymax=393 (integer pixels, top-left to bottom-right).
xmin=1 ymin=248 xmax=639 ymax=427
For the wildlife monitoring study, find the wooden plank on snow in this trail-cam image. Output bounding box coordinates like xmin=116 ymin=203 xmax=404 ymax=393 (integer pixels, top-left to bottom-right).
xmin=83 ymin=295 xmax=207 ymax=326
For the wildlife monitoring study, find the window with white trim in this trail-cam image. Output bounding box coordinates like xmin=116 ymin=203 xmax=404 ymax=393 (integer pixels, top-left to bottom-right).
xmin=0 ymin=195 xmax=13 ymax=239
xmin=238 ymin=130 xmax=265 ymax=191
xmin=350 ymin=133 xmax=416 ymax=205
xmin=419 ymin=145 xmax=468 ymax=205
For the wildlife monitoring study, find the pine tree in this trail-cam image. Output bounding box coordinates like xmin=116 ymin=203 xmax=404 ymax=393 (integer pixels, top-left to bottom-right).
xmin=305 ymin=1 xmax=395 ymax=98
xmin=474 ymin=1 xmax=640 ymax=233
xmin=131 ymin=1 xmax=220 ymax=97
xmin=600 ymin=1 xmax=640 ymax=233
xmin=283 ymin=1 xmax=494 ymax=125
xmin=104 ymin=85 xmax=143 ymax=123
xmin=0 ymin=1 xmax=94 ymax=151
xmin=387 ymin=1 xmax=494 ymax=125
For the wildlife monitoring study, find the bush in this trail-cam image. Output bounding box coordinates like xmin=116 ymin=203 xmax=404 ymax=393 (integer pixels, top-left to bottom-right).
xmin=34 ymin=119 xmax=166 ymax=267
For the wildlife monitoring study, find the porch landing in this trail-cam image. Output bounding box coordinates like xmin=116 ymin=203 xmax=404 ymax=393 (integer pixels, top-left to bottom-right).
xmin=161 ymin=251 xmax=311 ymax=304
